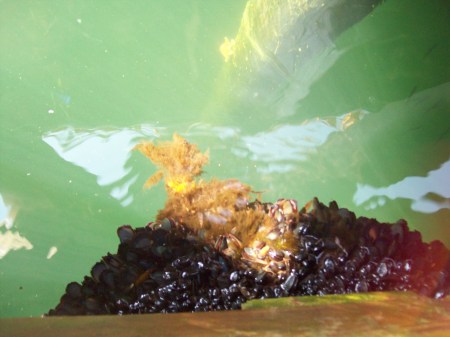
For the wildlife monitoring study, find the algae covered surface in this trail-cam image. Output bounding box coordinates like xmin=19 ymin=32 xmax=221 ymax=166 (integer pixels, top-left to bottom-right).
xmin=4 ymin=293 xmax=450 ymax=337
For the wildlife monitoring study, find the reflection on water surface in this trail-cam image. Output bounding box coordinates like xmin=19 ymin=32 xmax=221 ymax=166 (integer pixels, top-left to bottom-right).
xmin=0 ymin=194 xmax=32 ymax=259
xmin=42 ymin=125 xmax=160 ymax=206
xmin=240 ymin=110 xmax=368 ymax=172
xmin=355 ymin=158 xmax=450 ymax=214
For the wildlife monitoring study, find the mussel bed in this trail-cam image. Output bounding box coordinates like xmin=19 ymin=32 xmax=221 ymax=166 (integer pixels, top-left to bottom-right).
xmin=48 ymin=198 xmax=450 ymax=316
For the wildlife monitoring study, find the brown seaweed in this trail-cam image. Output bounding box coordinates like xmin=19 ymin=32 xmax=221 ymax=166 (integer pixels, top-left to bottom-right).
xmin=135 ymin=134 xmax=299 ymax=270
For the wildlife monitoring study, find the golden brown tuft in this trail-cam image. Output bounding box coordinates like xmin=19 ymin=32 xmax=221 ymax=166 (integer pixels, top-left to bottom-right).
xmin=135 ymin=134 xmax=300 ymax=272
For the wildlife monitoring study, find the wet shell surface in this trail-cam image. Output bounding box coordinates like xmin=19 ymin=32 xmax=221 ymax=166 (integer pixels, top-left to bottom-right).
xmin=48 ymin=198 xmax=450 ymax=316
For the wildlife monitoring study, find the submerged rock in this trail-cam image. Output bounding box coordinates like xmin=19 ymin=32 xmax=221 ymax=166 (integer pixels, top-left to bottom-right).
xmin=47 ymin=198 xmax=450 ymax=316
xmin=48 ymin=135 xmax=450 ymax=315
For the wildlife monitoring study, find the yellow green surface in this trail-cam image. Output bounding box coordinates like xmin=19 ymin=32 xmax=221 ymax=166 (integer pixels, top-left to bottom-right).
xmin=1 ymin=0 xmax=449 ymax=318
xmin=242 ymin=291 xmax=395 ymax=309
xmin=1 ymin=293 xmax=449 ymax=337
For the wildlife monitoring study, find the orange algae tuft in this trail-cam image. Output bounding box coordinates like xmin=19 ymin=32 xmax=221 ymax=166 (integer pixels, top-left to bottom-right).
xmin=134 ymin=133 xmax=208 ymax=193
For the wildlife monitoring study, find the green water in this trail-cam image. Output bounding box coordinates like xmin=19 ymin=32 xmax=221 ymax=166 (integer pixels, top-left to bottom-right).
xmin=0 ymin=0 xmax=449 ymax=318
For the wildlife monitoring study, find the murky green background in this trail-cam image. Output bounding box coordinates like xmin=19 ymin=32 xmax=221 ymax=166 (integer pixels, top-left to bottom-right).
xmin=1 ymin=0 xmax=449 ymax=318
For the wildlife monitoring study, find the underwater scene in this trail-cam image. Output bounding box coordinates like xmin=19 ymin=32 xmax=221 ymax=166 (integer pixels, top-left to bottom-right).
xmin=0 ymin=0 xmax=449 ymax=318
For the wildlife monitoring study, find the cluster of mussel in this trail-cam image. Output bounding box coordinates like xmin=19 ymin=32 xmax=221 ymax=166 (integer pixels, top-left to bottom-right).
xmin=48 ymin=198 xmax=450 ymax=315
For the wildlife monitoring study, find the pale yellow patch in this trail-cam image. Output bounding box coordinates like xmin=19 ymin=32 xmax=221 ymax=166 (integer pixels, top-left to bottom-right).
xmin=220 ymin=37 xmax=236 ymax=62
xmin=167 ymin=177 xmax=195 ymax=194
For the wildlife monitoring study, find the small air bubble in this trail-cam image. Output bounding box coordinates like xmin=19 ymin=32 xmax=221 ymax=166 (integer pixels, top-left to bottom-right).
xmin=355 ymin=281 xmax=368 ymax=293
xmin=47 ymin=246 xmax=58 ymax=259
xmin=377 ymin=262 xmax=388 ymax=278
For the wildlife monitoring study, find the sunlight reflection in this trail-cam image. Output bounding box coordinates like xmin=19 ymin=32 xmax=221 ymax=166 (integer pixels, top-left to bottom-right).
xmin=42 ymin=125 xmax=161 ymax=206
xmin=0 ymin=193 xmax=33 ymax=259
xmin=240 ymin=110 xmax=368 ymax=173
xmin=354 ymin=158 xmax=450 ymax=213
xmin=186 ymin=123 xmax=240 ymax=140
